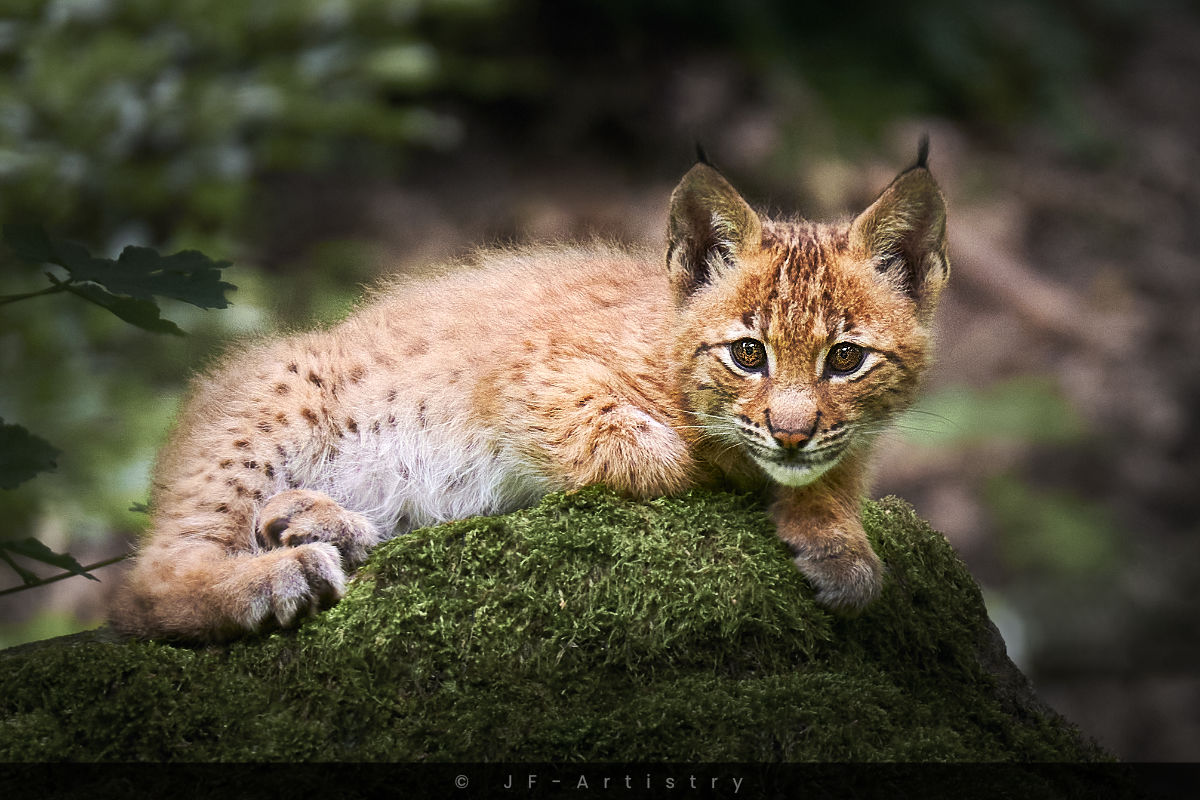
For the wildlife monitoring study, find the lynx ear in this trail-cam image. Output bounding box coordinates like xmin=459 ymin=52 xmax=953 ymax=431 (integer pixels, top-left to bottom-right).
xmin=666 ymin=161 xmax=762 ymax=301
xmin=850 ymin=147 xmax=949 ymax=319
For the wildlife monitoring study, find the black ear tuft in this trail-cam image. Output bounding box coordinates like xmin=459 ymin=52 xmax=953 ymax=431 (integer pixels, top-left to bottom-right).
xmin=694 ymin=141 xmax=712 ymax=167
xmin=913 ymin=134 xmax=930 ymax=170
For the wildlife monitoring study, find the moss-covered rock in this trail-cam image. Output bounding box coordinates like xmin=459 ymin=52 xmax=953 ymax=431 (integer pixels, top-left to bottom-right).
xmin=0 ymin=488 xmax=1104 ymax=762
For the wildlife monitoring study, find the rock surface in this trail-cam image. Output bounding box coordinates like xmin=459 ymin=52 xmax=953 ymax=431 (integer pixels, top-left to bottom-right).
xmin=0 ymin=488 xmax=1105 ymax=762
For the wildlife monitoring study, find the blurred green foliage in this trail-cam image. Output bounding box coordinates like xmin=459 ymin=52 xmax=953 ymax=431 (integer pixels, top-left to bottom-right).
xmin=902 ymin=379 xmax=1121 ymax=578
xmin=986 ymin=476 xmax=1122 ymax=576
xmin=0 ymin=609 xmax=80 ymax=650
xmin=899 ymin=378 xmax=1088 ymax=448
xmin=0 ymin=0 xmax=1148 ymax=251
xmin=0 ymin=227 xmax=235 ymax=590
xmin=0 ymin=0 xmax=515 ymax=252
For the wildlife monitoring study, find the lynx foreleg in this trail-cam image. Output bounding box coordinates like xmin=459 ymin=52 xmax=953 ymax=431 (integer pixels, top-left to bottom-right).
xmin=769 ymin=458 xmax=883 ymax=612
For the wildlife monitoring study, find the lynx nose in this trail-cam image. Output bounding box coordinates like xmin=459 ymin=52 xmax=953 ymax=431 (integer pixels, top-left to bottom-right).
xmin=764 ymin=407 xmax=819 ymax=452
xmin=772 ymin=429 xmax=811 ymax=450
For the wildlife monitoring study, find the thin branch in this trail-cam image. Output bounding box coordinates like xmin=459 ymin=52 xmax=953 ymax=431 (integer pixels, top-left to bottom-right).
xmin=0 ymin=554 xmax=129 ymax=597
xmin=0 ymin=282 xmax=69 ymax=306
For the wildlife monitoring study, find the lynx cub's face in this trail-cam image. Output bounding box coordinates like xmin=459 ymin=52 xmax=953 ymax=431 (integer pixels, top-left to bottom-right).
xmin=666 ymin=157 xmax=948 ymax=488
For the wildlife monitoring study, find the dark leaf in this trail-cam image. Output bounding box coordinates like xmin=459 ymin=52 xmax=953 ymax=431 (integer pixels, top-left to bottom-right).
xmin=66 ymin=283 xmax=185 ymax=335
xmin=0 ymin=419 xmax=60 ymax=489
xmin=44 ymin=237 xmax=98 ymax=275
xmin=0 ymin=538 xmax=98 ymax=582
xmin=129 ymin=501 xmax=150 ymax=514
xmin=0 ymin=549 xmax=39 ymax=585
xmin=2 ymin=224 xmax=236 ymax=312
xmin=2 ymin=224 xmax=57 ymax=265
xmin=83 ymin=246 xmax=235 ymax=309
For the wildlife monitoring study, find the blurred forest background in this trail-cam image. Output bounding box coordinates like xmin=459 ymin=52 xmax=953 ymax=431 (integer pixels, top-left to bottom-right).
xmin=1 ymin=0 xmax=1197 ymax=761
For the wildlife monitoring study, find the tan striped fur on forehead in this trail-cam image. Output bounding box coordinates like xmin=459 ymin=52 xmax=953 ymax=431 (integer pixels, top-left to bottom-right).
xmin=738 ymin=220 xmax=858 ymax=341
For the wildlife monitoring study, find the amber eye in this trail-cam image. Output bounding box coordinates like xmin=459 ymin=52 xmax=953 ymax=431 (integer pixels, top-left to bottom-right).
xmin=827 ymin=343 xmax=866 ymax=375
xmin=729 ymin=338 xmax=767 ymax=371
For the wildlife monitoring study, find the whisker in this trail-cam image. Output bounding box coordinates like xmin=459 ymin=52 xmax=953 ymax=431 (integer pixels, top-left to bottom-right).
xmin=885 ymin=424 xmax=952 ymax=436
xmin=898 ymin=409 xmax=957 ymax=428
xmin=709 ymin=441 xmax=745 ymax=460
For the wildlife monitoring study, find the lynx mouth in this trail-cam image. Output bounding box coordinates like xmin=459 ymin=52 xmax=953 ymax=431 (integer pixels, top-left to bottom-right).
xmin=749 ymin=444 xmax=847 ymax=488
xmin=753 ymin=455 xmax=835 ymax=487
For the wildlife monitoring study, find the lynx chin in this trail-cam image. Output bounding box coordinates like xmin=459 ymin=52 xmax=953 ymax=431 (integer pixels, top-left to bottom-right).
xmin=111 ymin=143 xmax=949 ymax=642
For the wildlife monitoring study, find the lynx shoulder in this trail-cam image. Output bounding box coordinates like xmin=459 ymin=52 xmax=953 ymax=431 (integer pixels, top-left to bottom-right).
xmin=110 ymin=146 xmax=948 ymax=641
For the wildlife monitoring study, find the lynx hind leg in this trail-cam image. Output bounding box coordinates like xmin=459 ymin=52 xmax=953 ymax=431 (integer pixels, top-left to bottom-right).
xmin=257 ymin=488 xmax=384 ymax=568
xmin=111 ymin=490 xmax=384 ymax=642
xmin=224 ymin=541 xmax=348 ymax=633
xmin=110 ymin=535 xmax=347 ymax=641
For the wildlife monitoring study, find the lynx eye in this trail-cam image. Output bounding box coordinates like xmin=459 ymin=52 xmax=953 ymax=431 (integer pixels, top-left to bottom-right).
xmin=729 ymin=338 xmax=767 ymax=371
xmin=826 ymin=342 xmax=866 ymax=375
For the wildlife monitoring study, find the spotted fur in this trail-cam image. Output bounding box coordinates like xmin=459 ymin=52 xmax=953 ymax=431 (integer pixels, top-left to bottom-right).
xmin=110 ymin=149 xmax=948 ymax=641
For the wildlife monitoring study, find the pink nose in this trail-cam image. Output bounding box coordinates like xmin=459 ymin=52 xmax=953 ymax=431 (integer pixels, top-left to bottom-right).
xmin=764 ymin=395 xmax=820 ymax=452
xmin=772 ymin=429 xmax=811 ymax=450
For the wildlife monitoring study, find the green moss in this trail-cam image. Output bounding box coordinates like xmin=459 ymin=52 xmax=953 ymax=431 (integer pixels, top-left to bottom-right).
xmin=0 ymin=488 xmax=1104 ymax=761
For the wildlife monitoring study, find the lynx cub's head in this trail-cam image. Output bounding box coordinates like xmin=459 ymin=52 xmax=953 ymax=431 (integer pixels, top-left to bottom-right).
xmin=667 ymin=147 xmax=948 ymax=487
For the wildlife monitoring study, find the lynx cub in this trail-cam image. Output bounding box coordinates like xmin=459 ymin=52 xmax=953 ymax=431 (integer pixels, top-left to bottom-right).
xmin=111 ymin=144 xmax=948 ymax=642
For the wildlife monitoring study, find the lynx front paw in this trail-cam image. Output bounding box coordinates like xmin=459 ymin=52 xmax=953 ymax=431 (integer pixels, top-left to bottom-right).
xmin=238 ymin=542 xmax=347 ymax=631
xmin=258 ymin=489 xmax=382 ymax=567
xmin=791 ymin=539 xmax=883 ymax=613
